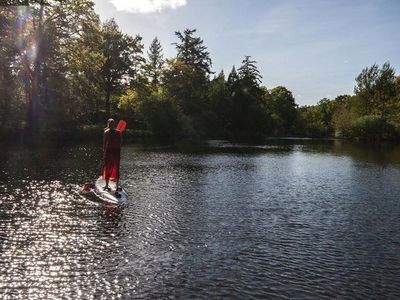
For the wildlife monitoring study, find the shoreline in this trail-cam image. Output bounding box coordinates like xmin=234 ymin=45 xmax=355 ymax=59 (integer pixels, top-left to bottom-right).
xmin=1 ymin=127 xmax=399 ymax=147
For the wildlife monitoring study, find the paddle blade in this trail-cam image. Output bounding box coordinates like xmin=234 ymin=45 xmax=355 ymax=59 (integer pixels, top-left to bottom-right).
xmin=116 ymin=120 xmax=127 ymax=132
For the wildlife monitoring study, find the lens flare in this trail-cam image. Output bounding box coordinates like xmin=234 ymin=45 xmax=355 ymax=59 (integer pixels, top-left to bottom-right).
xmin=14 ymin=6 xmax=37 ymax=64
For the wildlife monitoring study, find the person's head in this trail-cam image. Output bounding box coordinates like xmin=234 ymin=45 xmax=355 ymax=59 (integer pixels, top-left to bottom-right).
xmin=107 ymin=118 xmax=115 ymax=130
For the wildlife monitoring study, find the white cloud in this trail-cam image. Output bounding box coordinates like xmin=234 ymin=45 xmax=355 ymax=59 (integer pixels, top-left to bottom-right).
xmin=109 ymin=0 xmax=187 ymax=14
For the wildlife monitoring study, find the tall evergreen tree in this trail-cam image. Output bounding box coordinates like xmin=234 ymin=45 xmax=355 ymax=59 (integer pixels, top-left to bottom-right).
xmin=238 ymin=56 xmax=262 ymax=88
xmin=227 ymin=65 xmax=239 ymax=92
xmin=229 ymin=57 xmax=266 ymax=138
xmin=127 ymin=34 xmax=145 ymax=88
xmin=173 ymin=28 xmax=212 ymax=75
xmin=145 ymin=37 xmax=164 ymax=84
xmin=164 ymin=28 xmax=213 ymax=116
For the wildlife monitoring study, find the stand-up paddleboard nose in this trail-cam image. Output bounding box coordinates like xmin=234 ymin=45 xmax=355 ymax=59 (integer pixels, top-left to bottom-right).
xmin=82 ymin=183 xmax=94 ymax=192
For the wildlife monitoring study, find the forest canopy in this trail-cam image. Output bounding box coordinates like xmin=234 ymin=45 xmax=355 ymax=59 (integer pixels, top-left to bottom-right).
xmin=1 ymin=1 xmax=399 ymax=141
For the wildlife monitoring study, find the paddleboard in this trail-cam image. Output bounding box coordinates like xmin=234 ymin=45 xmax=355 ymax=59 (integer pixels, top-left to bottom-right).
xmin=93 ymin=176 xmax=128 ymax=204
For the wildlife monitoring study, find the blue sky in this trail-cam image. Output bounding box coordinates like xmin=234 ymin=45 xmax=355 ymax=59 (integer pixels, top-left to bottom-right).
xmin=93 ymin=0 xmax=400 ymax=105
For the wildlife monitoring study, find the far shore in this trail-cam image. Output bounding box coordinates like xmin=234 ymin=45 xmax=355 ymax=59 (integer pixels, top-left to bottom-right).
xmin=1 ymin=126 xmax=399 ymax=146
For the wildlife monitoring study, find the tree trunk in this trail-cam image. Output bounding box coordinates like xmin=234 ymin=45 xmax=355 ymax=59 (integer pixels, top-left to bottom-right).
xmin=27 ymin=72 xmax=39 ymax=132
xmin=105 ymin=86 xmax=111 ymax=117
xmin=26 ymin=2 xmax=44 ymax=134
xmin=95 ymin=97 xmax=99 ymax=123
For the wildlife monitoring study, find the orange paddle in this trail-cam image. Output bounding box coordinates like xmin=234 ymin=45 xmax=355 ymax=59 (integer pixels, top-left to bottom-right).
xmin=116 ymin=120 xmax=127 ymax=132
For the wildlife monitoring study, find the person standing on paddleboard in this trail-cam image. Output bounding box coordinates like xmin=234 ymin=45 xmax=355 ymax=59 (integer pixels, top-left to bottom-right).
xmin=102 ymin=118 xmax=122 ymax=191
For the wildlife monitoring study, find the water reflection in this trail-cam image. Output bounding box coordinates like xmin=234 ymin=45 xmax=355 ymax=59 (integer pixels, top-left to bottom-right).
xmin=0 ymin=140 xmax=400 ymax=298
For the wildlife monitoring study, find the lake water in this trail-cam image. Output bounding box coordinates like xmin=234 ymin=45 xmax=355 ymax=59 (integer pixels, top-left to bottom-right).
xmin=0 ymin=139 xmax=400 ymax=299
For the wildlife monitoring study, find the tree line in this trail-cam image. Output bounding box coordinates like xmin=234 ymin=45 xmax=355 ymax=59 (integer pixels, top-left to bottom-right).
xmin=1 ymin=0 xmax=399 ymax=141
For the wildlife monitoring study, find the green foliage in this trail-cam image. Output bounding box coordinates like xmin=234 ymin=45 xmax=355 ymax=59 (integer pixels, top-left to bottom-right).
xmin=349 ymin=115 xmax=398 ymax=140
xmin=117 ymin=86 xmax=183 ymax=140
xmin=297 ymin=95 xmax=350 ymax=137
xmin=119 ymin=88 xmax=141 ymax=111
xmin=355 ymin=62 xmax=396 ymax=117
xmin=270 ymin=86 xmax=298 ymax=135
xmin=0 ymin=7 xmax=21 ymax=127
xmin=101 ymin=19 xmax=144 ymax=116
xmin=139 ymin=90 xmax=184 ymax=139
xmin=66 ymin=14 xmax=104 ymax=123
xmin=225 ymin=57 xmax=273 ymax=139
xmin=163 ymin=58 xmax=207 ymax=116
xmin=2 ymin=0 xmax=106 ymax=131
xmin=297 ymin=106 xmax=328 ymax=137
xmin=206 ymin=71 xmax=233 ymax=137
xmin=328 ymin=63 xmax=399 ymax=140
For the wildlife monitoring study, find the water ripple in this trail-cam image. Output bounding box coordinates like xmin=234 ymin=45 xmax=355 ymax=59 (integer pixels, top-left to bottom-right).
xmin=0 ymin=143 xmax=400 ymax=298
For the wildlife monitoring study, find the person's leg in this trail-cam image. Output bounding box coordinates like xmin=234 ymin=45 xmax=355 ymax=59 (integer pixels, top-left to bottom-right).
xmin=116 ymin=155 xmax=121 ymax=190
xmin=104 ymin=165 xmax=111 ymax=190
xmin=114 ymin=177 xmax=119 ymax=195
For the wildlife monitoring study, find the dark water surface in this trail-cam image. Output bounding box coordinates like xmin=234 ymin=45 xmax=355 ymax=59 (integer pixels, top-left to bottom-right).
xmin=1 ymin=139 xmax=400 ymax=299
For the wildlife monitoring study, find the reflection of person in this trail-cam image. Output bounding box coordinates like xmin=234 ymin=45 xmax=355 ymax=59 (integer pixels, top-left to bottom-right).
xmin=102 ymin=118 xmax=122 ymax=191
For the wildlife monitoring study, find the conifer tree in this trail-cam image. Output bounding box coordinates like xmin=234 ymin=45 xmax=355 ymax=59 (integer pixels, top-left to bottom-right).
xmin=164 ymin=28 xmax=213 ymax=116
xmin=227 ymin=65 xmax=239 ymax=92
xmin=146 ymin=37 xmax=164 ymax=84
xmin=238 ymin=56 xmax=262 ymax=88
xmin=174 ymin=28 xmax=212 ymax=75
